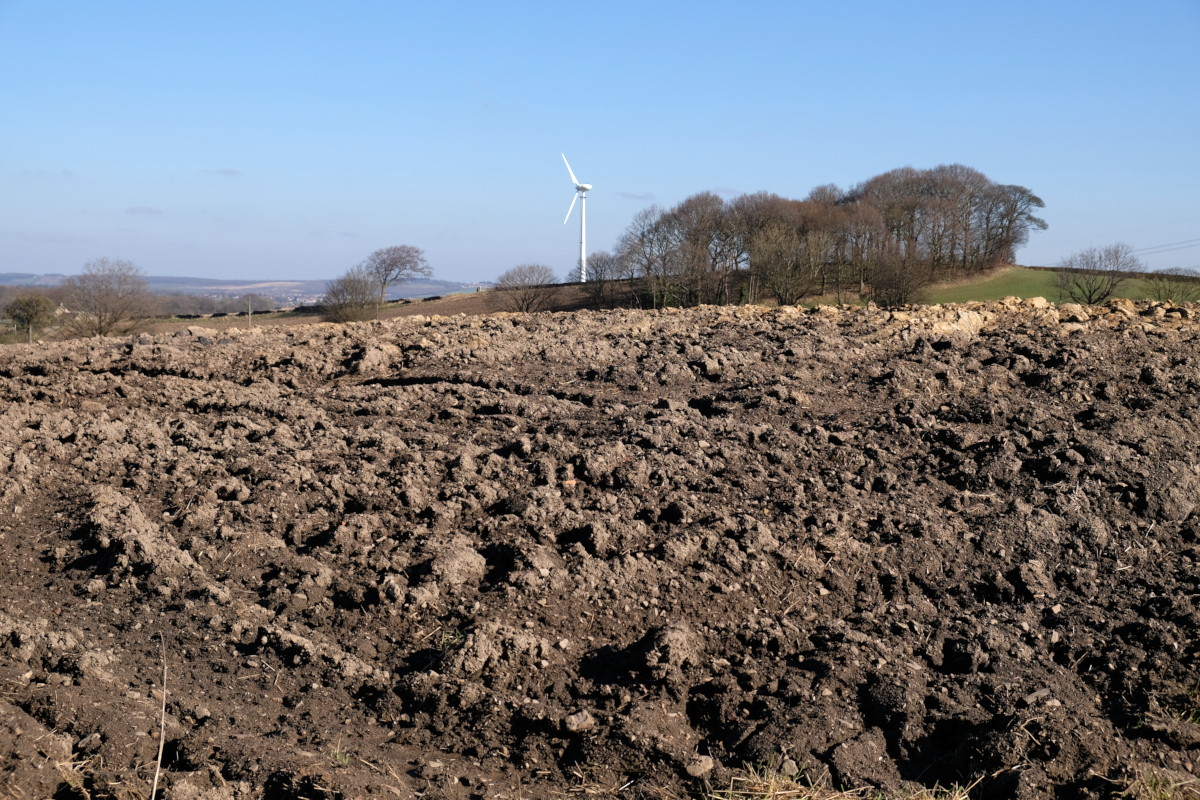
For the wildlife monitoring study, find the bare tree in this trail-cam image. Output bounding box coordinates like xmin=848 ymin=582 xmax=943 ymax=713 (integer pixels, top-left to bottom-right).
xmin=994 ymin=185 xmax=1048 ymax=263
xmin=668 ymin=192 xmax=732 ymax=306
xmin=1055 ymin=243 xmax=1143 ymax=306
xmin=841 ymin=202 xmax=884 ymax=294
xmin=616 ymin=206 xmax=678 ymax=308
xmin=930 ymin=163 xmax=988 ymax=273
xmin=611 ymin=242 xmax=643 ymax=308
xmin=321 ymin=265 xmax=378 ymax=323
xmin=582 ymin=250 xmax=620 ymax=310
xmin=1146 ymin=267 xmax=1200 ymax=304
xmin=361 ymin=245 xmax=432 ymax=311
xmin=806 ymin=184 xmax=844 ymax=205
xmin=4 ymin=293 xmax=56 ymax=343
xmin=750 ymin=222 xmax=810 ymax=306
xmin=802 ymin=230 xmax=839 ymax=298
xmin=61 ymin=258 xmax=151 ymax=337
xmin=870 ymin=246 xmax=929 ymax=307
xmin=495 ymin=264 xmax=558 ymax=313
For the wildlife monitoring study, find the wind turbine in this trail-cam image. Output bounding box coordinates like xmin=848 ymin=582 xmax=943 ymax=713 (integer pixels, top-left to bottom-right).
xmin=561 ymin=154 xmax=591 ymax=282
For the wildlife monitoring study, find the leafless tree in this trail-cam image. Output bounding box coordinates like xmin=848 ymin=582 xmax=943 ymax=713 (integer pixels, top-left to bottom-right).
xmin=1055 ymin=243 xmax=1143 ymax=306
xmin=870 ymin=246 xmax=929 ymax=307
xmin=852 ymin=166 xmax=925 ymax=264
xmin=806 ymin=184 xmax=844 ymax=205
xmin=495 ymin=264 xmax=558 ymax=313
xmin=729 ymin=192 xmax=794 ymax=241
xmin=4 ymin=293 xmax=56 ymax=343
xmin=321 ymin=265 xmax=378 ymax=323
xmin=930 ymin=164 xmax=988 ymax=273
xmin=582 ymin=250 xmax=620 ymax=310
xmin=61 ymin=258 xmax=151 ymax=337
xmin=992 ymin=185 xmax=1048 ymax=264
xmin=616 ymin=206 xmax=678 ymax=308
xmin=1144 ymin=267 xmax=1200 ymax=304
xmin=802 ymin=230 xmax=839 ymax=298
xmin=361 ymin=245 xmax=432 ymax=311
xmin=612 ymin=244 xmax=642 ymax=308
xmin=667 ymin=192 xmax=728 ymax=306
xmin=840 ymin=202 xmax=884 ymax=294
xmin=749 ymin=222 xmax=810 ymax=306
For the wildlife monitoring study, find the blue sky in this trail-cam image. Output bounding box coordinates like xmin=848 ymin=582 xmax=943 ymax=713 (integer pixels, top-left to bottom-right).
xmin=2 ymin=0 xmax=1197 ymax=282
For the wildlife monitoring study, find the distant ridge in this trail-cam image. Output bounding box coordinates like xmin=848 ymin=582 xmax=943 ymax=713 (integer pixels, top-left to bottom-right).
xmin=0 ymin=272 xmax=68 ymax=287
xmin=0 ymin=273 xmax=485 ymax=302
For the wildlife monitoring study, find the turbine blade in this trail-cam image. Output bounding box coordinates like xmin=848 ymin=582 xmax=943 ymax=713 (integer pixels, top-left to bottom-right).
xmin=563 ymin=192 xmax=578 ymax=224
xmin=562 ymin=153 xmax=579 ymax=186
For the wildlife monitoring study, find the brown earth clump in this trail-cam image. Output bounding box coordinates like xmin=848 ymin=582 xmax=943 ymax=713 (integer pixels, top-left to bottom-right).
xmin=1 ymin=296 xmax=1199 ymax=799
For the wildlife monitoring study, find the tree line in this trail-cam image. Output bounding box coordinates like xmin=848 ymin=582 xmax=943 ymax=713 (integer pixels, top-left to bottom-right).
xmin=1 ymin=245 xmax=434 ymax=342
xmin=585 ymin=163 xmax=1049 ymax=308
xmin=1 ymin=261 xmax=284 ymax=342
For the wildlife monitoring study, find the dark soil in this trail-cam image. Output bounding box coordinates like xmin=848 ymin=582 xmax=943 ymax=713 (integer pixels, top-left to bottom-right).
xmin=1 ymin=297 xmax=1198 ymax=800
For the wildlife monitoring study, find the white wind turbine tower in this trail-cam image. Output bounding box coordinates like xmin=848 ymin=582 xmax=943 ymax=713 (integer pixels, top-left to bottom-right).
xmin=561 ymin=153 xmax=591 ymax=282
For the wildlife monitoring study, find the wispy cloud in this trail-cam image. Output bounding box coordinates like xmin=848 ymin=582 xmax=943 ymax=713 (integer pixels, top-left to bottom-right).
xmin=18 ymin=230 xmax=91 ymax=244
xmin=126 ymin=206 xmax=162 ymax=215
xmin=618 ymin=191 xmax=655 ymax=201
xmin=711 ymin=186 xmax=738 ymax=197
xmin=205 ymin=168 xmax=241 ymax=177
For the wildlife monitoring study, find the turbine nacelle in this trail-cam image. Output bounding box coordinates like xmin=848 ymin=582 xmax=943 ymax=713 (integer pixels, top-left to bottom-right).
xmin=575 ymin=183 xmax=592 ymax=192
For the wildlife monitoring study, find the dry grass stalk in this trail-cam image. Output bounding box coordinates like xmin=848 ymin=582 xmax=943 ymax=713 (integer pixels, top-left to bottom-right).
xmin=1122 ymin=767 xmax=1200 ymax=800
xmin=150 ymin=636 xmax=168 ymax=800
xmin=650 ymin=761 xmax=976 ymax=800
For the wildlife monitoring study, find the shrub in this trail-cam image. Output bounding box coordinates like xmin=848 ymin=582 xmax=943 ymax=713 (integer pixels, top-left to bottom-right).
xmin=61 ymin=258 xmax=151 ymax=337
xmin=321 ymin=266 xmax=378 ymax=323
xmin=495 ymin=264 xmax=558 ymax=313
xmin=4 ymin=293 xmax=56 ymax=343
xmin=1055 ymin=243 xmax=1143 ymax=305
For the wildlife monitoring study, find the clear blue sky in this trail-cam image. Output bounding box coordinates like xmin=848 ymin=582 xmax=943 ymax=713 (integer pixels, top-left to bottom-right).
xmin=2 ymin=0 xmax=1197 ymax=282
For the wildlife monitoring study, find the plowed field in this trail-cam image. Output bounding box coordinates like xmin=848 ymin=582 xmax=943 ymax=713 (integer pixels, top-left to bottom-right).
xmin=1 ymin=297 xmax=1198 ymax=799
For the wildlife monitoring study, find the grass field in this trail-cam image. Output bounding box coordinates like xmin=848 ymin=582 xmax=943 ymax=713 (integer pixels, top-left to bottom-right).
xmin=925 ymin=267 xmax=1169 ymax=305
xmin=925 ymin=267 xmax=1061 ymax=304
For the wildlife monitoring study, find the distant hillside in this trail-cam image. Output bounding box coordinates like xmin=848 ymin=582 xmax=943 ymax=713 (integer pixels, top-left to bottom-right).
xmin=0 ymin=273 xmax=482 ymax=303
xmin=0 ymin=273 xmax=69 ymax=287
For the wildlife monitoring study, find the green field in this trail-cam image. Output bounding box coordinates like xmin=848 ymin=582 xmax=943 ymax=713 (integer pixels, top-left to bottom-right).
xmin=925 ymin=267 xmax=1166 ymax=305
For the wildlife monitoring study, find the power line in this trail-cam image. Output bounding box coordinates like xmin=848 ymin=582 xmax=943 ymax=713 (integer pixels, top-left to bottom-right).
xmin=1135 ymin=244 xmax=1200 ymax=257
xmin=1022 ymin=215 xmax=1200 ymax=250
xmin=1029 ymin=234 xmax=1198 ymax=259
xmin=1132 ymin=237 xmax=1200 ymax=254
